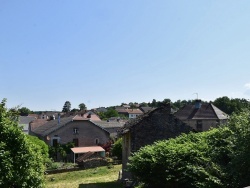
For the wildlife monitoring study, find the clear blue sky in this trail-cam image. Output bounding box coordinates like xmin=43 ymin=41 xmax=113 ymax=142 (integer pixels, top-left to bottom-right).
xmin=1 ymin=1 xmax=250 ymax=111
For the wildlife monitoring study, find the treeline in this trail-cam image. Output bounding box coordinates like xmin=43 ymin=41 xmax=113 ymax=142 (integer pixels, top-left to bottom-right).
xmin=17 ymin=96 xmax=250 ymax=117
xmin=123 ymin=96 xmax=250 ymax=115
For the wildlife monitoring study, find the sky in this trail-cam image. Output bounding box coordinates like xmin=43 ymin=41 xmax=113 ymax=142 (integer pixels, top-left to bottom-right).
xmin=1 ymin=0 xmax=250 ymax=111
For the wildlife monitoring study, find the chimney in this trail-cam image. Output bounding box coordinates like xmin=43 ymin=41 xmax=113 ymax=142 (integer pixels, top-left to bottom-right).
xmin=195 ymin=100 xmax=202 ymax=109
xmin=58 ymin=113 xmax=60 ymax=125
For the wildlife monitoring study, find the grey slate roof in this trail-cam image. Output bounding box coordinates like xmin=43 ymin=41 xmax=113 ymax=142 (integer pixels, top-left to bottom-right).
xmin=19 ymin=116 xmax=36 ymax=124
xmin=139 ymin=107 xmax=156 ymax=113
xmin=174 ymin=103 xmax=228 ymax=120
xmin=91 ymin=120 xmax=125 ymax=128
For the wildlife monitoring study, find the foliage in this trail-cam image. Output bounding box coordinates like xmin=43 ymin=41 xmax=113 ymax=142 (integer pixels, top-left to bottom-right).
xmin=49 ymin=142 xmax=75 ymax=162
xmin=128 ymin=111 xmax=250 ymax=188
xmin=62 ymin=101 xmax=71 ymax=113
xmin=111 ymin=138 xmax=122 ymax=160
xmin=70 ymin=108 xmax=79 ymax=113
xmin=79 ymin=103 xmax=87 ymax=111
xmin=213 ymin=96 xmax=250 ymax=115
xmin=26 ymin=135 xmax=50 ymax=164
xmin=0 ymin=99 xmax=45 ymax=187
xmin=98 ymin=108 xmax=119 ymax=120
xmin=18 ymin=106 xmax=32 ymax=116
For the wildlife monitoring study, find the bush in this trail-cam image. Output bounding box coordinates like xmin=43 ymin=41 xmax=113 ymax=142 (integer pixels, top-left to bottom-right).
xmin=111 ymin=138 xmax=122 ymax=160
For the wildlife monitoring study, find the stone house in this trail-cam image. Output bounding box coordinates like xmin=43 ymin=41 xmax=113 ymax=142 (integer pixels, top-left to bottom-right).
xmin=174 ymin=100 xmax=228 ymax=132
xmin=115 ymin=107 xmax=143 ymax=119
xmin=30 ymin=115 xmax=123 ymax=147
xmin=119 ymin=103 xmax=193 ymax=179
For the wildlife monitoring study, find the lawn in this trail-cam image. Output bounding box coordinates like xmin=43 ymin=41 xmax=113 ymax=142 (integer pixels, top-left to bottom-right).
xmin=45 ymin=164 xmax=123 ymax=188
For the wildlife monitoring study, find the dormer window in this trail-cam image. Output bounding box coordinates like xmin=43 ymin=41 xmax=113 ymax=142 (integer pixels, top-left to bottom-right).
xmin=73 ymin=128 xmax=79 ymax=134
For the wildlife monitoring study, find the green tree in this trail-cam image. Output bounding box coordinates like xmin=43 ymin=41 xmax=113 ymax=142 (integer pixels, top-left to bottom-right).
xmin=139 ymin=102 xmax=148 ymax=107
xmin=62 ymin=101 xmax=71 ymax=113
xmin=105 ymin=108 xmax=119 ymax=118
xmin=213 ymin=96 xmax=250 ymax=115
xmin=0 ymin=99 xmax=45 ymax=187
xmin=26 ymin=135 xmax=50 ymax=165
xmin=18 ymin=107 xmax=32 ymax=116
xmin=79 ymin=103 xmax=87 ymax=111
xmin=111 ymin=138 xmax=122 ymax=160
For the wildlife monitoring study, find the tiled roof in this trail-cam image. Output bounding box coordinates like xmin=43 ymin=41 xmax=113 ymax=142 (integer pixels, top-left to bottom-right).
xmin=174 ymin=103 xmax=228 ymax=120
xmin=115 ymin=108 xmax=128 ymax=113
xmin=32 ymin=116 xmax=73 ymax=137
xmin=31 ymin=117 xmax=117 ymax=137
xmin=91 ymin=120 xmax=125 ymax=128
xmin=120 ymin=104 xmax=170 ymax=132
xmin=30 ymin=119 xmax=48 ymax=131
xmin=125 ymin=109 xmax=143 ymax=114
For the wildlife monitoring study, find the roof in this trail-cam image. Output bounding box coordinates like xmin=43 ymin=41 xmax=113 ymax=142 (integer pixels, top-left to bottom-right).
xmin=19 ymin=116 xmax=36 ymax=124
xmin=29 ymin=119 xmax=48 ymax=131
xmin=125 ymin=109 xmax=143 ymax=114
xmin=139 ymin=107 xmax=156 ymax=113
xmin=31 ymin=116 xmax=113 ymax=137
xmin=119 ymin=103 xmax=172 ymax=134
xmin=32 ymin=116 xmax=73 ymax=137
xmin=71 ymin=146 xmax=105 ymax=154
xmin=174 ymin=102 xmax=228 ymax=120
xmin=115 ymin=108 xmax=128 ymax=113
xmin=91 ymin=120 xmax=125 ymax=128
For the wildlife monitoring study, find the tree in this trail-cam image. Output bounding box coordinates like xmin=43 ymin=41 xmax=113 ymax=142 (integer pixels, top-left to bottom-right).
xmin=139 ymin=102 xmax=148 ymax=107
xmin=111 ymin=138 xmax=122 ymax=160
xmin=18 ymin=107 xmax=32 ymax=116
xmin=0 ymin=99 xmax=45 ymax=187
xmin=62 ymin=101 xmax=71 ymax=113
xmin=213 ymin=96 xmax=250 ymax=115
xmin=79 ymin=103 xmax=87 ymax=111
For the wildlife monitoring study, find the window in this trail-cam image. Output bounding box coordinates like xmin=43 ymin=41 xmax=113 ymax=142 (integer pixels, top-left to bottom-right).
xmin=73 ymin=138 xmax=79 ymax=147
xmin=73 ymin=128 xmax=79 ymax=134
xmin=196 ymin=120 xmax=203 ymax=132
xmin=52 ymin=139 xmax=58 ymax=147
xmin=95 ymin=138 xmax=99 ymax=145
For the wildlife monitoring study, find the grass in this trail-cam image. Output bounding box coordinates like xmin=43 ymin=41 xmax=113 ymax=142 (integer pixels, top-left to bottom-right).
xmin=45 ymin=164 xmax=123 ymax=188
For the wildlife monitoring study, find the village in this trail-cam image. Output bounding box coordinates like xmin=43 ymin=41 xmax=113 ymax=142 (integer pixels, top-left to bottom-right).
xmin=17 ymin=98 xmax=229 ymax=183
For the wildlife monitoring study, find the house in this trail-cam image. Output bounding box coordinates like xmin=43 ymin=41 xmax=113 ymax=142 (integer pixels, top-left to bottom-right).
xmin=119 ymin=103 xmax=193 ymax=179
xmin=115 ymin=107 xmax=143 ymax=119
xmin=18 ymin=116 xmax=36 ymax=134
xmin=31 ymin=116 xmax=110 ymax=146
xmin=126 ymin=109 xmax=143 ymax=119
xmin=174 ymin=100 xmax=228 ymax=132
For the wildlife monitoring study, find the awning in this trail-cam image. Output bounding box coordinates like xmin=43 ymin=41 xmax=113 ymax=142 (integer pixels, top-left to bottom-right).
xmin=71 ymin=146 xmax=105 ymax=163
xmin=71 ymin=146 xmax=105 ymax=154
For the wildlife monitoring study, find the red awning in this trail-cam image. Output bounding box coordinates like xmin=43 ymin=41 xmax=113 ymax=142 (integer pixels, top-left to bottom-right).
xmin=71 ymin=146 xmax=105 ymax=154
